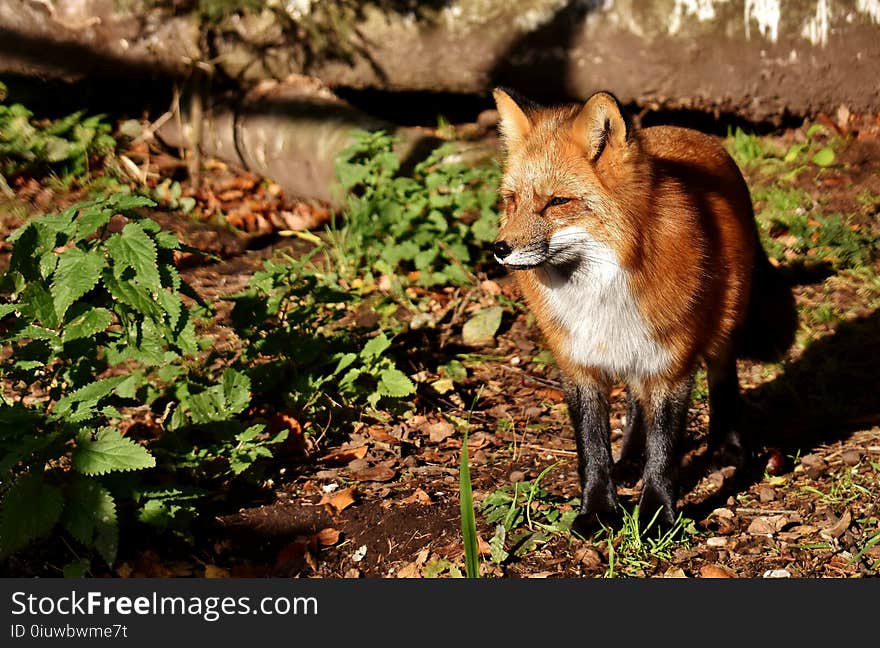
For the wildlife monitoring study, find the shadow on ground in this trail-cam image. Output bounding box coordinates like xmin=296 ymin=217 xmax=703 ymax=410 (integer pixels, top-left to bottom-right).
xmin=683 ymin=307 xmax=880 ymax=519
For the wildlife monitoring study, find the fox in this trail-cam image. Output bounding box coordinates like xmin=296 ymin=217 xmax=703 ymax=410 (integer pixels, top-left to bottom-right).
xmin=491 ymin=89 xmax=797 ymax=528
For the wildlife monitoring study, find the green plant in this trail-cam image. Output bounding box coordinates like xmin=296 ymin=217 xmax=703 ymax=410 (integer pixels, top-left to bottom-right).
xmin=0 ymin=88 xmax=116 ymax=186
xmin=0 ymin=193 xmax=200 ymax=565
xmin=331 ymin=130 xmax=499 ymax=287
xmin=229 ymin=251 xmax=415 ymax=424
xmin=480 ymin=462 xmax=577 ymax=561
xmin=600 ymin=506 xmax=697 ymax=578
xmin=460 ymin=428 xmax=479 ymax=578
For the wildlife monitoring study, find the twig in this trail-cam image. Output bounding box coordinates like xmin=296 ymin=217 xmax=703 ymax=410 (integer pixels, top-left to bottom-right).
xmin=518 ymin=443 xmax=577 ymax=457
xmin=735 ymin=507 xmax=799 ymax=516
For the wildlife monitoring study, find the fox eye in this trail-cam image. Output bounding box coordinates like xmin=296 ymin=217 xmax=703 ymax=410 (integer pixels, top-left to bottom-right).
xmin=547 ymin=196 xmax=571 ymax=207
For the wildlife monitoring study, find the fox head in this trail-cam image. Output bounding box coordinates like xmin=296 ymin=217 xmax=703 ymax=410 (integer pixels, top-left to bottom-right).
xmin=492 ymin=89 xmax=648 ymax=273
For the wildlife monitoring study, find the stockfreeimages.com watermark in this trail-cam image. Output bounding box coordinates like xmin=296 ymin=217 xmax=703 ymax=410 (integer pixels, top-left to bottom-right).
xmin=10 ymin=590 xmax=318 ymax=625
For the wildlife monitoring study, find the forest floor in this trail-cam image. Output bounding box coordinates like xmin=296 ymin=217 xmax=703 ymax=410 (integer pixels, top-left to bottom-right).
xmin=2 ymin=104 xmax=879 ymax=579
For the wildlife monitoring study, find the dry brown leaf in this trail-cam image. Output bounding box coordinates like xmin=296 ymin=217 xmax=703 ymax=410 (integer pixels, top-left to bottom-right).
xmin=425 ymin=421 xmax=455 ymax=443
xmin=320 ymin=487 xmax=356 ymax=514
xmin=662 ymin=567 xmax=688 ymax=578
xmin=403 ymin=488 xmax=433 ymax=505
xmin=477 ymin=536 xmax=492 ymax=556
xmin=396 ymin=562 xmax=422 ymax=578
xmin=820 ymin=510 xmax=852 ymax=540
xmin=700 ymin=564 xmax=735 ymax=578
xmin=365 ymin=426 xmax=401 ymax=445
xmin=350 ymin=465 xmax=397 ymax=482
xmin=115 ymin=563 xmax=133 ymax=578
xmin=204 ymin=565 xmax=230 ymax=578
xmin=314 ymin=527 xmax=341 ymax=546
xmin=320 ymin=446 xmax=368 ymax=465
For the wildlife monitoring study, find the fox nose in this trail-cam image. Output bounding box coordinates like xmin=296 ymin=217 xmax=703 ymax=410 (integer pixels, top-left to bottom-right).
xmin=493 ymin=240 xmax=512 ymax=260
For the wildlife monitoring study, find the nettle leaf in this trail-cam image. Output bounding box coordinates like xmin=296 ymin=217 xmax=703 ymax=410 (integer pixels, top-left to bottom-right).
xmin=185 ymin=370 xmax=252 ymax=424
xmin=51 ymin=375 xmax=127 ymax=421
xmin=72 ymin=428 xmax=155 ymax=475
xmin=75 ymin=206 xmax=113 ymax=240
xmin=51 ymin=247 xmax=106 ymax=321
xmin=377 ymin=367 xmax=415 ymax=398
xmin=222 ymin=369 xmax=251 ymax=415
xmin=0 ymin=471 xmax=63 ymax=556
xmin=361 ymin=332 xmax=392 ymax=360
xmin=18 ymin=281 xmax=58 ymax=328
xmin=106 ymin=223 xmax=161 ymax=290
xmin=102 ymin=268 xmax=161 ymax=318
xmin=62 ymin=477 xmax=118 ymax=566
xmin=62 ymin=307 xmax=112 ymax=343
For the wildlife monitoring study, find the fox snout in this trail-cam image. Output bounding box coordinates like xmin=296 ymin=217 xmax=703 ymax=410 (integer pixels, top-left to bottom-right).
xmin=492 ymin=240 xmax=512 ymax=262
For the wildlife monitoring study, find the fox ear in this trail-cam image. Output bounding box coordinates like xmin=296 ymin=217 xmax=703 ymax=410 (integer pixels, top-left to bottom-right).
xmin=572 ymin=91 xmax=629 ymax=163
xmin=493 ymin=88 xmax=532 ymax=148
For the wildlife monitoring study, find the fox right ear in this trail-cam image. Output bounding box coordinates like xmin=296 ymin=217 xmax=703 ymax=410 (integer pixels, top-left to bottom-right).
xmin=572 ymin=91 xmax=629 ymax=163
xmin=493 ymin=89 xmax=532 ymax=148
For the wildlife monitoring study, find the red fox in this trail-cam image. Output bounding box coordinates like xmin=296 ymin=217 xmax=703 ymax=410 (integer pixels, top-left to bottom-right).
xmin=492 ymin=89 xmax=796 ymax=528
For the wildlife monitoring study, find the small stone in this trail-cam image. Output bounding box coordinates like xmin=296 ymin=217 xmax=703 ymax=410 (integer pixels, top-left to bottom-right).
xmin=757 ymin=486 xmax=777 ymax=502
xmin=706 ymin=537 xmax=728 ymax=548
xmin=841 ymin=450 xmax=861 ymax=466
xmin=509 ymin=470 xmax=526 ymax=484
xmin=763 ymin=569 xmax=791 ymax=578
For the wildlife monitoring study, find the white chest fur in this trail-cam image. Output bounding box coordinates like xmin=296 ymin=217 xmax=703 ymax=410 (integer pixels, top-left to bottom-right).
xmin=536 ymin=230 xmax=672 ymax=379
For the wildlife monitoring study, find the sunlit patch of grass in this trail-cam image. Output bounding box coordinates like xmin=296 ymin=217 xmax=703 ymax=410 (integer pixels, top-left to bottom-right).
xmin=596 ymin=507 xmax=698 ymax=578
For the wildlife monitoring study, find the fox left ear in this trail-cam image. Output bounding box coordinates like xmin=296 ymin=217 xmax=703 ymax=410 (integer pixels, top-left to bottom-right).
xmin=572 ymin=91 xmax=629 ymax=163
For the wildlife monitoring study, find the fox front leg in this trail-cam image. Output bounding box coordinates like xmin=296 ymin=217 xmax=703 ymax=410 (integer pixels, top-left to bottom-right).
xmin=564 ymin=376 xmax=620 ymax=531
xmin=637 ymin=377 xmax=693 ymax=527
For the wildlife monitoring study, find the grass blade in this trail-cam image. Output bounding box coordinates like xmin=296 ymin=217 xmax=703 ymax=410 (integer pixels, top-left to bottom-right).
xmin=459 ymin=429 xmax=480 ymax=578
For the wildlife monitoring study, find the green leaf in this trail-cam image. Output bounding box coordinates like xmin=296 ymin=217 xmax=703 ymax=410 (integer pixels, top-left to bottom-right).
xmin=72 ymin=428 xmax=155 ymax=475
xmin=18 ymin=281 xmax=58 ymax=328
xmin=62 ymin=559 xmax=90 ymax=578
xmin=222 ymin=368 xmax=251 ymax=415
xmin=811 ymin=147 xmax=836 ymax=167
xmin=460 ymin=429 xmax=479 ymax=578
xmin=377 ymin=367 xmax=415 ymax=398
xmin=62 ymin=307 xmax=112 ymax=343
xmin=106 ymin=222 xmax=161 ymax=290
xmin=102 ymin=268 xmax=161 ymax=317
xmin=51 ymin=375 xmax=127 ymax=421
xmin=0 ymin=471 xmax=63 ymax=556
xmin=462 ymin=306 xmax=503 ymax=346
xmin=361 ymin=332 xmax=391 ymax=359
xmin=50 ymin=248 xmax=105 ymax=321
xmin=62 ymin=477 xmax=118 ymax=565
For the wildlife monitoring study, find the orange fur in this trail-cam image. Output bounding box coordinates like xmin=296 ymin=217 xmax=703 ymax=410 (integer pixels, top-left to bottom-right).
xmin=494 ymin=91 xmax=758 ymax=386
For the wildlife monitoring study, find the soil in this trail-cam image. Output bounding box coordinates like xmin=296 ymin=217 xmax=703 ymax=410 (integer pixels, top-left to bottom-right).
xmin=2 ymin=111 xmax=879 ymax=580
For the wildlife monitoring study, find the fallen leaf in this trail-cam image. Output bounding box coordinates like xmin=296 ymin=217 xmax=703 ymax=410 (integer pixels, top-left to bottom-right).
xmin=320 ymin=487 xmax=356 ymax=514
xmin=747 ymin=516 xmax=786 ymax=536
xmin=314 ymin=528 xmax=340 ymax=546
xmin=663 ymin=567 xmax=688 ymax=578
xmin=700 ymin=565 xmax=735 ymax=578
xmin=320 ymin=446 xmax=367 ymax=465
xmin=477 ymin=535 xmax=492 ymax=556
xmin=204 ymin=565 xmax=230 ymax=578
xmin=365 ymin=426 xmax=400 ymax=445
xmin=396 ymin=561 xmax=422 ymax=578
xmin=403 ymin=488 xmax=433 ymax=505
xmin=462 ymin=306 xmax=503 ymax=345
xmin=424 ymin=420 xmax=455 ymax=443
xmin=819 ymin=510 xmax=851 ymax=540
xmin=350 ymin=465 xmax=397 ymax=482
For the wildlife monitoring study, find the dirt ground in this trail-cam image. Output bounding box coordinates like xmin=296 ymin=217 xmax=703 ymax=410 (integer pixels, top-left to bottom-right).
xmin=2 ymin=109 xmax=879 ymax=579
